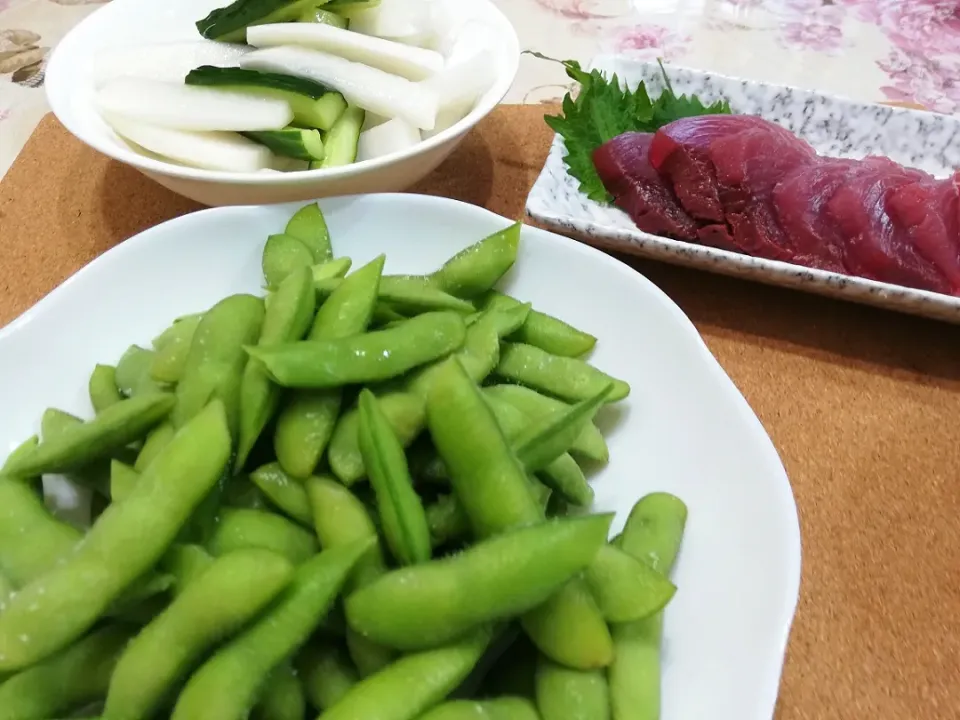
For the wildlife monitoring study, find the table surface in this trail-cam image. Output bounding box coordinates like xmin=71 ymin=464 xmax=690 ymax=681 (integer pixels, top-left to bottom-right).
xmin=2 ymin=0 xmax=959 ymax=177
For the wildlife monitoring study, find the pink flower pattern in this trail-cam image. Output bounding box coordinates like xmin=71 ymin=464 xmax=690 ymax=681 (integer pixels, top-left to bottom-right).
xmin=608 ymin=24 xmax=690 ymax=61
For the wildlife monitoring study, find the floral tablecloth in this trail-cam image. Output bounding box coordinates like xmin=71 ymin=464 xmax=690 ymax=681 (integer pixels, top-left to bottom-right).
xmin=1 ymin=0 xmax=958 ymax=179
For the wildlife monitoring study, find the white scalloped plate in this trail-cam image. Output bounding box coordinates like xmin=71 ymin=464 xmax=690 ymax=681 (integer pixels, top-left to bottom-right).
xmin=0 ymin=193 xmax=800 ymax=720
xmin=526 ymin=55 xmax=960 ymax=323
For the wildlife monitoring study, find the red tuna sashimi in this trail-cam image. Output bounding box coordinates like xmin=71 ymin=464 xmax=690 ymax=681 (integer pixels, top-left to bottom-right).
xmin=826 ymin=160 xmax=950 ymax=293
xmin=593 ymin=132 xmax=699 ymax=240
xmin=886 ymin=172 xmax=960 ymax=292
xmin=648 ymin=115 xmax=797 ymax=223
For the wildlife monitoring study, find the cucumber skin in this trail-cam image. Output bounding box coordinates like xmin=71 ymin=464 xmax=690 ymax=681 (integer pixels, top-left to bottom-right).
xmin=196 ymin=0 xmax=322 ymax=42
xmin=317 ymin=106 xmax=365 ymax=169
xmin=244 ymin=130 xmax=325 ymax=162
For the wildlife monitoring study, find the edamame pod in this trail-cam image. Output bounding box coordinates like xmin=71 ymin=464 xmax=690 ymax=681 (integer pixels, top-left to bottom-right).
xmin=535 ymin=655 xmax=610 ymax=720
xmin=286 ymin=202 xmax=333 ymax=263
xmin=609 ymin=493 xmax=688 ymax=720
xmin=495 ymin=343 xmax=629 ymax=404
xmin=357 ymin=389 xmax=431 ymax=566
xmin=345 ymin=514 xmax=612 ymax=650
xmin=134 ymin=422 xmax=175 ymax=472
xmin=263 ymin=233 xmax=315 ymax=289
xmin=150 ymin=314 xmax=203 ymax=384
xmin=327 ymin=392 xmax=426 ymax=485
xmin=0 ymin=435 xmax=39 ymax=482
xmin=583 ymin=544 xmax=676 ymax=623
xmin=426 ymin=493 xmax=470 ymax=548
xmin=273 ymin=255 xmax=383 ymax=478
xmin=172 ymin=294 xmax=265 ymax=439
xmin=318 ymin=627 xmax=492 ymax=720
xmin=420 ymin=697 xmax=540 ymax=720
xmin=209 ymin=508 xmax=318 ymax=564
xmin=315 ymin=276 xmax=475 ymax=315
xmin=5 ymin=394 xmax=174 ymax=478
xmin=0 ymin=625 xmax=134 ymax=720
xmin=250 ymin=311 xmax=466 ymax=390
xmin=152 ymin=312 xmax=203 ymax=350
xmin=104 ymin=549 xmax=294 ymax=720
xmin=428 ymin=222 xmax=521 ymax=299
xmin=115 ymin=345 xmax=167 ymax=398
xmin=89 ymin=364 xmax=123 ymax=413
xmin=0 ymin=400 xmax=231 ymax=672
xmin=311 ymin=257 xmax=352 ymax=283
xmin=255 ymin=661 xmax=306 ymax=720
xmin=39 ymin=408 xmax=112 ymax=499
xmin=170 ymin=538 xmax=373 ymax=720
xmin=250 ymin=462 xmax=312 ymax=526
xmin=483 ymin=292 xmax=597 ymax=358
xmin=296 ymin=642 xmax=358 ymax=711
xmin=109 ymin=459 xmax=139 ymax=502
xmin=237 ymin=265 xmax=316 ymax=469
xmin=161 ymin=544 xmax=214 ymax=596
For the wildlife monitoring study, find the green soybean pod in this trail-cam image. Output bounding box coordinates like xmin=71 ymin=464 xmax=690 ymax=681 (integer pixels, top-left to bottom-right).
xmin=161 ymin=543 xmax=215 ymax=597
xmin=39 ymin=408 xmax=112 ymax=499
xmin=426 ymin=493 xmax=471 ymax=548
xmin=150 ymin=314 xmax=203 ymax=384
xmin=89 ymin=364 xmax=123 ymax=413
xmin=609 ymin=493 xmax=688 ymax=720
xmin=5 ymin=394 xmax=174 ymax=478
xmin=535 ymin=655 xmax=610 ymax=720
xmin=314 ymin=276 xmax=475 ymax=315
xmin=0 ymin=400 xmax=231 ymax=673
xmin=109 ymin=459 xmax=139 ymax=502
xmin=483 ymin=292 xmax=597 ymax=358
xmin=248 ymin=311 xmax=466 ymax=390
xmin=296 ymin=642 xmax=358 ymax=711
xmin=0 ymin=434 xmax=39 ymax=483
xmin=429 ymin=222 xmax=521 ymax=299
xmin=327 ymin=392 xmax=426 ymax=485
xmin=104 ymin=549 xmax=294 ymax=720
xmin=134 ymin=422 xmax=175 ymax=472
xmin=254 ymin=661 xmax=306 ymax=720
xmin=285 ymin=202 xmax=333 ymax=263
xmin=115 ymin=345 xmax=167 ymax=398
xmin=495 ymin=343 xmax=629 ymax=404
xmin=250 ymin=462 xmax=313 ymax=526
xmin=318 ymin=626 xmax=492 ymax=720
xmin=357 ymin=389 xmax=431 ymax=566
xmin=420 ymin=697 xmax=540 ymax=720
xmin=263 ymin=233 xmax=315 ymax=289
xmin=0 ymin=478 xmax=81 ymax=587
xmin=582 ymin=544 xmax=676 ymax=623
xmin=152 ymin=312 xmax=203 ymax=350
xmin=345 ymin=514 xmax=612 ymax=651
xmin=209 ymin=508 xmax=318 ymax=564
xmin=0 ymin=569 xmax=12 ymax=600
xmin=237 ymin=265 xmax=317 ymax=470
xmin=0 ymin=625 xmax=134 ymax=720
xmin=170 ymin=538 xmax=374 ymax=720
xmin=311 ymin=257 xmax=353 ymax=283
xmin=520 ymin=579 xmax=613 ymax=670
xmin=273 ymin=255 xmax=384 ymax=478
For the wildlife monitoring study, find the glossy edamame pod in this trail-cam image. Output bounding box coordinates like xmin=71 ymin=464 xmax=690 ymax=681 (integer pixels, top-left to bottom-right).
xmin=0 ymin=435 xmax=39 ymax=483
xmin=345 ymin=514 xmax=612 ymax=650
xmin=150 ymin=314 xmax=203 ymax=384
xmin=582 ymin=544 xmax=676 ymax=623
xmin=172 ymin=294 xmax=265 ymax=439
xmin=483 ymin=385 xmax=608 ymax=463
xmin=495 ymin=343 xmax=629 ymax=404
xmin=254 ymin=661 xmax=306 ymax=720
xmin=285 ymin=202 xmax=333 ymax=263
xmin=420 ymin=697 xmax=540 ymax=720
xmin=223 ymin=475 xmax=269 ymax=510
xmin=249 ymin=311 xmax=466 ymax=390
xmin=134 ymin=422 xmax=175 ymax=472
xmin=609 ymin=493 xmax=687 ymax=720
xmin=311 ymin=257 xmax=353 ymax=283
xmin=315 ymin=276 xmax=475 ymax=315
xmin=109 ymin=459 xmax=139 ymax=502
xmin=483 ymin=292 xmax=597 ymax=358
xmin=263 ymin=233 xmax=315 ymax=289
xmin=250 ymin=462 xmax=312 ymax=526
xmin=115 ymin=345 xmax=167 ymax=398
xmin=296 ymin=642 xmax=358 ymax=711
xmin=161 ymin=543 xmax=215 ymax=596
xmin=327 ymin=392 xmax=426 ymax=485
xmin=39 ymin=408 xmax=112 ymax=499
xmin=425 ymin=493 xmax=470 ymax=548
xmin=520 ymin=579 xmax=613 ymax=670
xmin=5 ymin=394 xmax=174 ymax=478
xmin=209 ymin=508 xmax=318 ymax=564
xmin=318 ymin=626 xmax=492 ymax=720
xmin=357 ymin=389 xmax=431 ymax=566
xmin=535 ymin=655 xmax=610 ymax=720
xmin=89 ymin=364 xmax=123 ymax=413
xmin=104 ymin=549 xmax=294 ymax=720
xmin=0 ymin=478 xmax=81 ymax=587
xmin=0 ymin=624 xmax=134 ymax=720
xmin=237 ymin=265 xmax=316 ymax=469
xmin=273 ymin=255 xmax=383 ymax=478
xmin=428 ymin=222 xmax=521 ymax=299
xmin=0 ymin=400 xmax=231 ymax=672
xmin=170 ymin=538 xmax=373 ymax=720
xmin=152 ymin=312 xmax=203 ymax=350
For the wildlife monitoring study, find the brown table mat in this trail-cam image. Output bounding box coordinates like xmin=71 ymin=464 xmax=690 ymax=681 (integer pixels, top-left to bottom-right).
xmin=2 ymin=107 xmax=960 ymax=719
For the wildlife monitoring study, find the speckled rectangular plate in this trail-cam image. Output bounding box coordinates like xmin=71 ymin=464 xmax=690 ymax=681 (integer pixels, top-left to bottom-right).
xmin=525 ymin=55 xmax=960 ymax=323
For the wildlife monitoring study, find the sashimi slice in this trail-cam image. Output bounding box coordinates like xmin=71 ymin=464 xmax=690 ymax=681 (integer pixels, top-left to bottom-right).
xmin=246 ymin=23 xmax=444 ymax=81
xmin=96 ymin=77 xmax=293 ymax=132
xmin=356 ymin=117 xmax=421 ymax=160
xmin=92 ymin=41 xmax=250 ymax=87
xmin=240 ymin=46 xmax=438 ymax=130
xmin=103 ymin=113 xmax=273 ymax=172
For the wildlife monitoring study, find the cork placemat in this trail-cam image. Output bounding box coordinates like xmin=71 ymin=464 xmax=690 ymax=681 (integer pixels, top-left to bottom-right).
xmin=2 ymin=107 xmax=960 ymax=719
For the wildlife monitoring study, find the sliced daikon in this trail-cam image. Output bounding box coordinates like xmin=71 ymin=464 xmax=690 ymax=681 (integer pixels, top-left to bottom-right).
xmin=92 ymin=41 xmax=250 ymax=87
xmin=96 ymin=77 xmax=293 ymax=132
xmin=421 ymin=102 xmax=470 ymax=140
xmin=356 ymin=117 xmax=421 ymax=161
xmin=348 ymin=0 xmax=432 ymax=44
xmin=246 ymin=23 xmax=443 ymax=81
xmin=102 ymin=113 xmax=273 ymax=172
xmin=240 ymin=46 xmax=438 ymax=130
xmin=361 ymin=111 xmax=391 ymax=131
xmin=421 ymin=48 xmax=495 ymax=111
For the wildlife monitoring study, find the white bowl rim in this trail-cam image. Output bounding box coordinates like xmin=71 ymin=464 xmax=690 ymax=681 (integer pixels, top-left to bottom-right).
xmin=44 ymin=0 xmax=520 ymax=185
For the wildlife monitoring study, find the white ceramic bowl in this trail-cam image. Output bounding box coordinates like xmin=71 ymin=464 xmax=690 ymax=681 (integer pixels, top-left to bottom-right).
xmin=44 ymin=0 xmax=519 ymax=207
xmin=0 ymin=194 xmax=801 ymax=719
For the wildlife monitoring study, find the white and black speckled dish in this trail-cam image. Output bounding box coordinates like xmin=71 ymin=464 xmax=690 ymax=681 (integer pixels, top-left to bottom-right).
xmin=525 ymin=55 xmax=960 ymax=323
